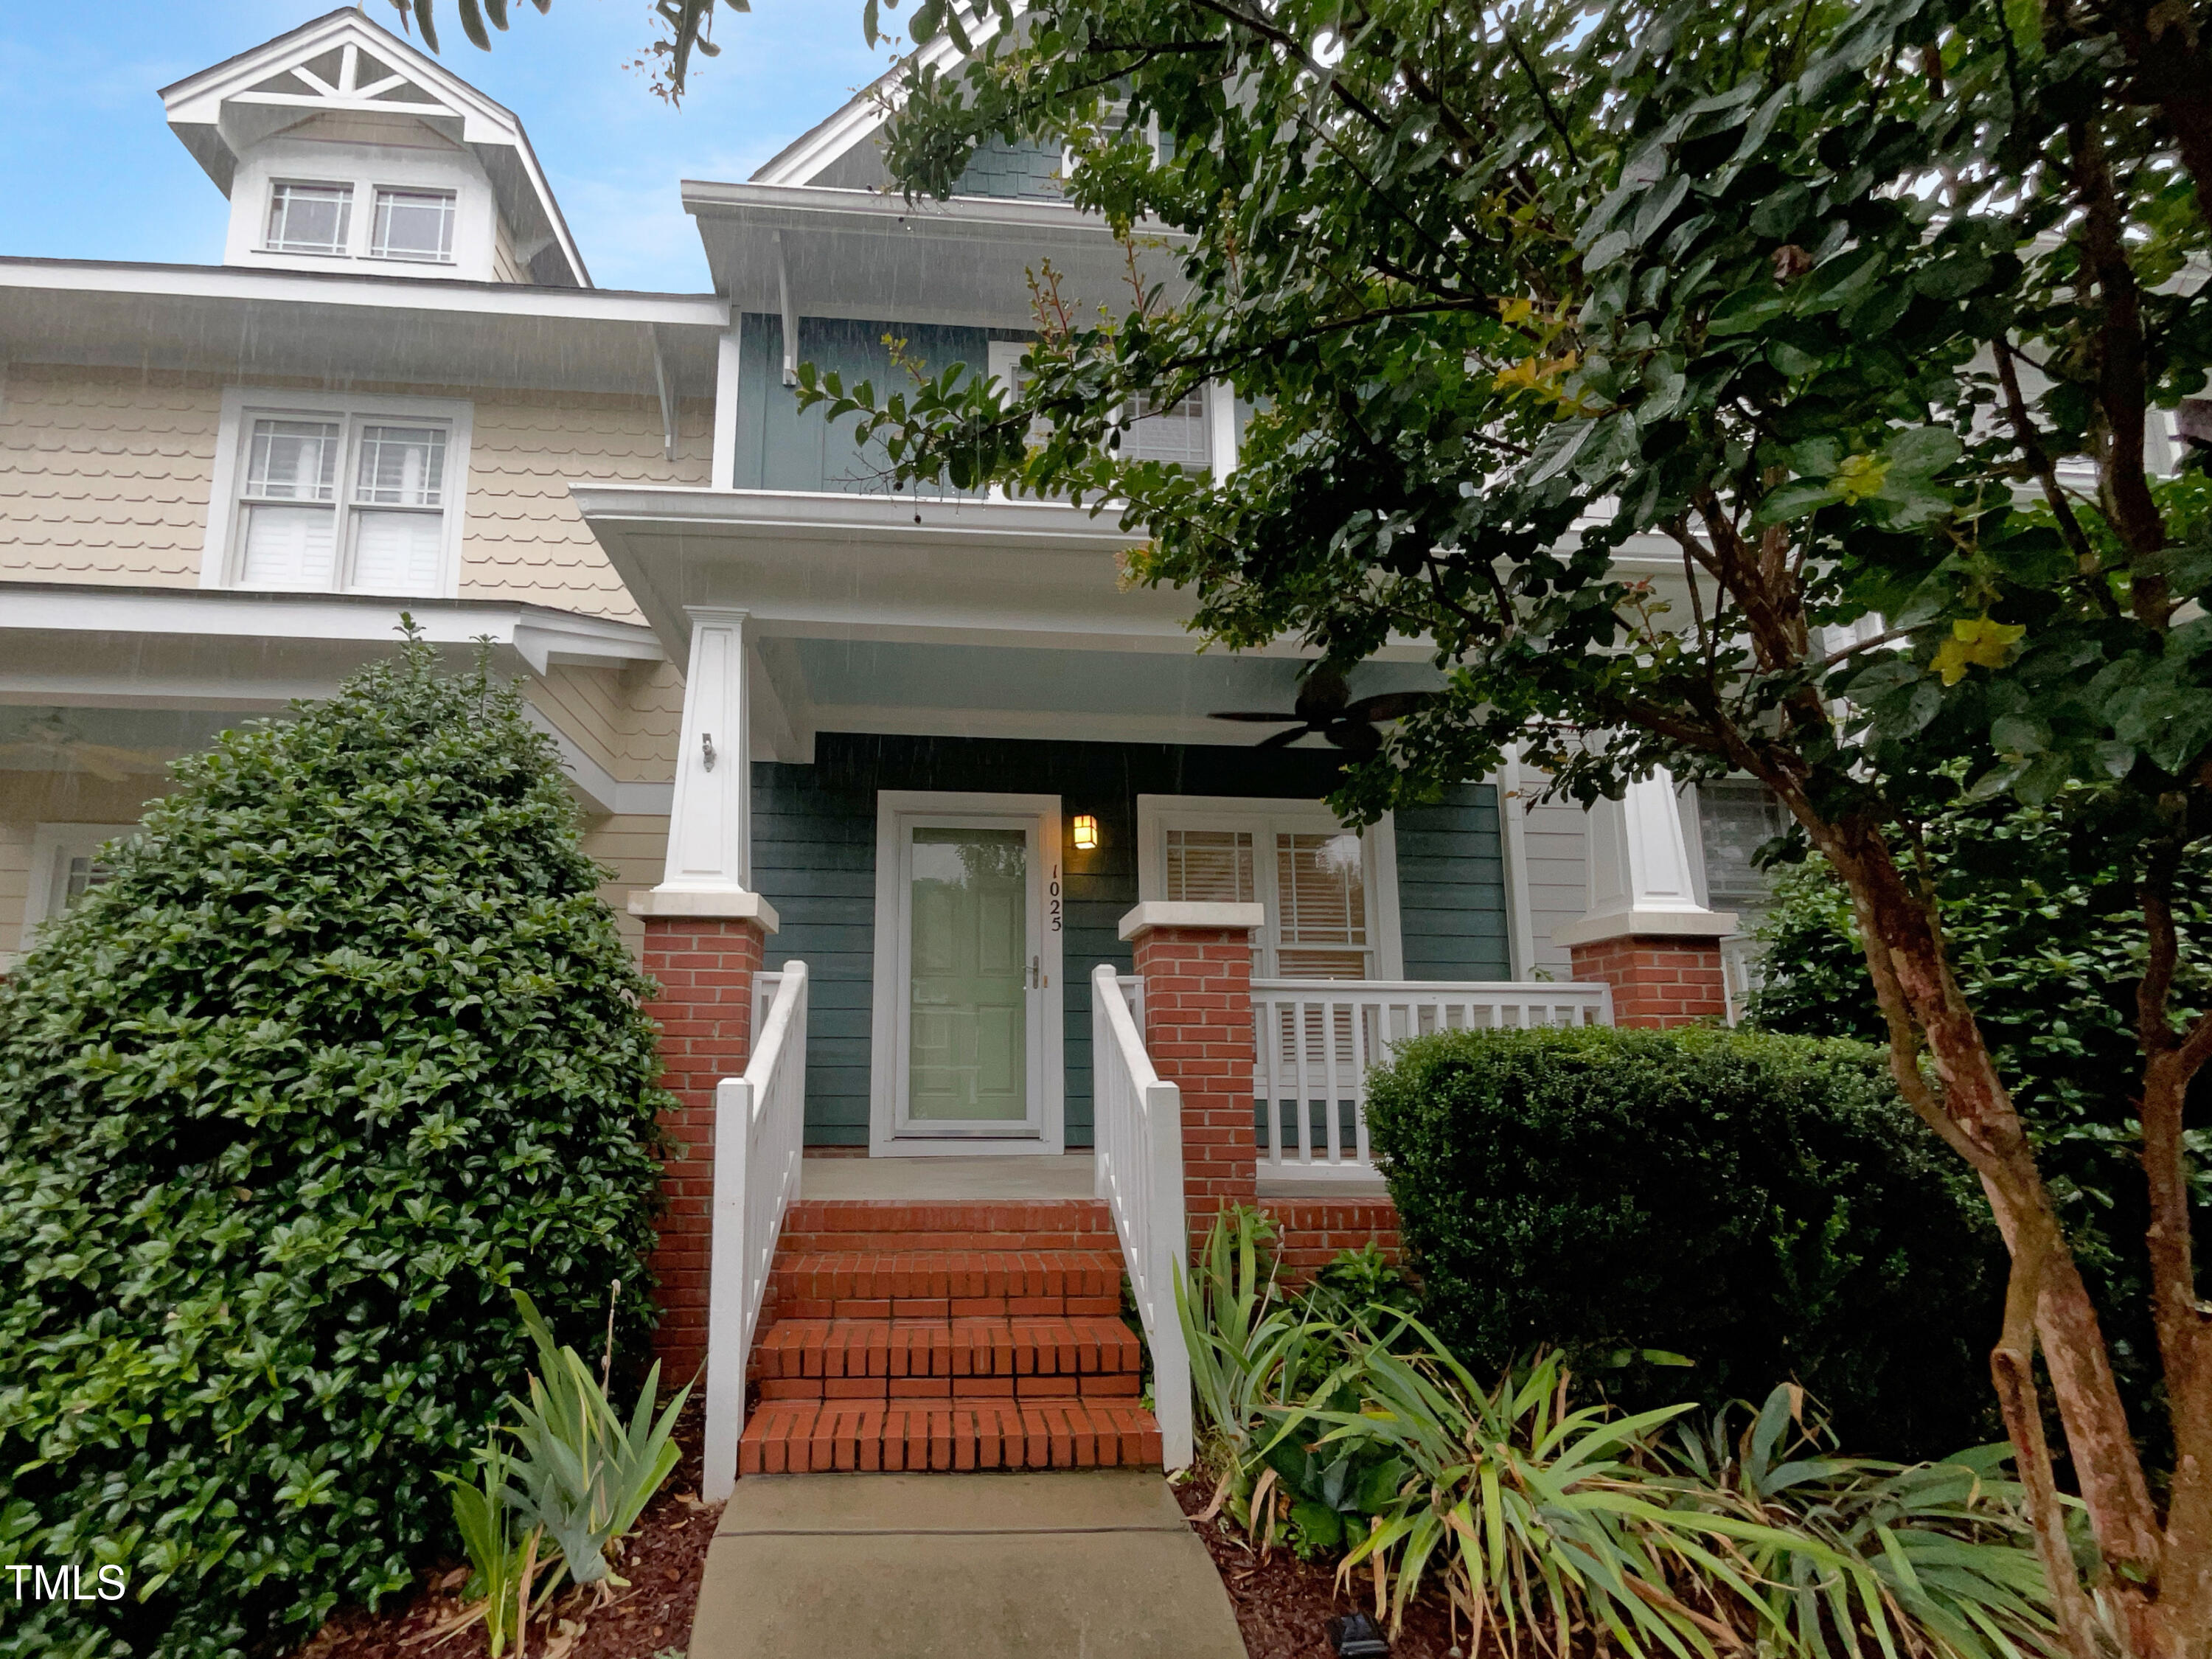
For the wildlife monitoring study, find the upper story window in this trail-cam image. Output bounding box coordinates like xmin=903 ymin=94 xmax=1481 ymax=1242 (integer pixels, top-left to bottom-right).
xmin=1120 ymin=387 xmax=1211 ymax=469
xmin=371 ymin=187 xmax=456 ymax=262
xmin=205 ymin=390 xmax=470 ymax=598
xmin=265 ymin=181 xmax=353 ymax=254
xmin=1139 ymin=795 xmax=1404 ymax=981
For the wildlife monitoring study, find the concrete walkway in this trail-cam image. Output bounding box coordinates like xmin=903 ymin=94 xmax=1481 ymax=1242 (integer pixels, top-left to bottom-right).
xmin=686 ymin=1470 xmax=1246 ymax=1658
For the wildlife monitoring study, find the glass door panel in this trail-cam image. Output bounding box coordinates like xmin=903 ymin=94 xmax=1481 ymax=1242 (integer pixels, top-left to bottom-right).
xmin=905 ymin=825 xmax=1030 ymax=1124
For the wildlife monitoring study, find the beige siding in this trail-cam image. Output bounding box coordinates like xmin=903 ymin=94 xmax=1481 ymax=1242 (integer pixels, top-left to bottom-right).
xmin=0 ymin=369 xmax=709 ymax=623
xmin=1521 ymin=796 xmax=1588 ymax=976
xmin=0 ymin=773 xmax=175 ymax=959
xmin=581 ymin=813 xmax=672 ymax=959
xmin=461 ymin=391 xmax=712 ymax=622
xmin=0 ymin=365 xmax=220 ymax=588
xmin=526 ymin=661 xmax=682 ymax=785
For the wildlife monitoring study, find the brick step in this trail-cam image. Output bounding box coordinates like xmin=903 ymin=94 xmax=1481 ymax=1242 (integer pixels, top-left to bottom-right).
xmin=740 ymin=1398 xmax=1162 ymax=1475
xmin=768 ymin=1250 xmax=1124 ymax=1319
xmin=776 ymin=1197 xmax=1118 ymax=1256
xmin=757 ymin=1314 xmax=1143 ymax=1385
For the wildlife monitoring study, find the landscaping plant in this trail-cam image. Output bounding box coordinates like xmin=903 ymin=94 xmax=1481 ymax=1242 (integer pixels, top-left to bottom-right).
xmin=0 ymin=633 xmax=672 ymax=1659
xmin=817 ymin=1 xmax=2212 ymax=1643
xmin=1184 ymin=1210 xmax=2058 ymax=1654
xmin=1361 ymin=1025 xmax=2005 ymax=1460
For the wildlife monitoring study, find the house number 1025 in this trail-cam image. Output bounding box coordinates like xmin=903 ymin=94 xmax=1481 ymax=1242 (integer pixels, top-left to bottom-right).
xmin=1048 ymin=865 xmax=1062 ymax=933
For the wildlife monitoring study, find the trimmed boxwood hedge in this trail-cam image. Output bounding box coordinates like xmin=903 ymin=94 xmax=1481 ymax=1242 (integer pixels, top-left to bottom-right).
xmin=0 ymin=639 xmax=672 ymax=1659
xmin=1362 ymin=1025 xmax=2005 ymax=1459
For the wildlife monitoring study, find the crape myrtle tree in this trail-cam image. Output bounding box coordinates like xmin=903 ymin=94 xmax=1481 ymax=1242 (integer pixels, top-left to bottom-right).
xmin=799 ymin=0 xmax=2212 ymax=1651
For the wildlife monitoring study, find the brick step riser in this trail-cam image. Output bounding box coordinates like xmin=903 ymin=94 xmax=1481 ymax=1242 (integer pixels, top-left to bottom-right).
xmin=757 ymin=1315 xmax=1140 ymax=1382
xmin=761 ymin=1376 xmax=1142 ymax=1401
xmin=740 ymin=1400 xmax=1161 ymax=1475
xmin=771 ymin=1295 xmax=1124 ymax=1321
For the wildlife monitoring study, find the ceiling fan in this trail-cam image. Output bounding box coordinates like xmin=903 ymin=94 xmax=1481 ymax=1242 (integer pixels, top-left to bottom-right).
xmin=1209 ymin=666 xmax=1434 ymax=758
xmin=0 ymin=714 xmax=173 ymax=784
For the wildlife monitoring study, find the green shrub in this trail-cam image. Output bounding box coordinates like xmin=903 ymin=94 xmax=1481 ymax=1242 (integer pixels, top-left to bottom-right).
xmin=1747 ymin=808 xmax=2212 ymax=1461
xmin=1361 ymin=1025 xmax=2003 ymax=1460
xmin=0 ymin=638 xmax=672 ymax=1659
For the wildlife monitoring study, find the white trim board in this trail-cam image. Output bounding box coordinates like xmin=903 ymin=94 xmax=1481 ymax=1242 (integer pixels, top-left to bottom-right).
xmin=868 ymin=790 xmax=1066 ymax=1158
xmin=1134 ymin=793 xmax=1405 ymax=981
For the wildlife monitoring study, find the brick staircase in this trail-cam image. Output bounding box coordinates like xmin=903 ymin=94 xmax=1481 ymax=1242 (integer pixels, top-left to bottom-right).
xmin=737 ymin=1196 xmax=1164 ymax=1475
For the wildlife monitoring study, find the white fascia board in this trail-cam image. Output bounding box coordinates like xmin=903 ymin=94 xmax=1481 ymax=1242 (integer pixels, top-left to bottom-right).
xmin=0 ymin=259 xmax=721 ymax=327
xmin=684 ymin=179 xmax=1182 ymax=246
xmin=3 ymin=588 xmax=663 ymax=670
xmin=804 ymin=703 xmax=1351 ymax=748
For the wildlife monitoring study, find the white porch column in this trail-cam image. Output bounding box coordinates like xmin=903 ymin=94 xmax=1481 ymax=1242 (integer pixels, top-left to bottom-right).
xmin=1554 ymin=767 xmax=1735 ymax=947
xmin=644 ymin=606 xmax=758 ymax=904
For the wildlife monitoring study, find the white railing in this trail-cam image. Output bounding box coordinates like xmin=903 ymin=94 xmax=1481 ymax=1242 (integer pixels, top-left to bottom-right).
xmin=1251 ymin=978 xmax=1614 ymax=1176
xmin=701 ymin=961 xmax=810 ymax=1502
xmin=1090 ymin=963 xmax=1193 ymax=1471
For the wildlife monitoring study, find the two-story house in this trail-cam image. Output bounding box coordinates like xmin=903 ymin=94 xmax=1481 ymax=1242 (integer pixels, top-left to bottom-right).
xmin=1 ymin=9 xmax=1766 ymax=1484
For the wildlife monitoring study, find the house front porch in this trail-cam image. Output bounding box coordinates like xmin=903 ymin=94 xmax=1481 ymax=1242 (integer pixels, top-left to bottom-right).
xmin=575 ymin=484 xmax=1738 ymax=1490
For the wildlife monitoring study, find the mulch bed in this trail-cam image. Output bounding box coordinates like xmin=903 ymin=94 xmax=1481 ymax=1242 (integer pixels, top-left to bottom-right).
xmin=1172 ymin=1474 xmax=1467 ymax=1659
xmin=294 ymin=1402 xmax=718 ymax=1659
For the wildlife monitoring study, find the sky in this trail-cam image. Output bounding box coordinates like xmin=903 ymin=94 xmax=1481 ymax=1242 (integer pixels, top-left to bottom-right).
xmin=0 ymin=0 xmax=894 ymax=292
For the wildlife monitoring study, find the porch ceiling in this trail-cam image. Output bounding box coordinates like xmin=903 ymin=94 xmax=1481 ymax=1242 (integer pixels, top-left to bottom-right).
xmin=782 ymin=637 xmax=1444 ymax=750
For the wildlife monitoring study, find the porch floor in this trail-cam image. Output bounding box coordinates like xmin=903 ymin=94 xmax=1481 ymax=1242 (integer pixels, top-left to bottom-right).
xmin=800 ymin=1152 xmax=1096 ymax=1201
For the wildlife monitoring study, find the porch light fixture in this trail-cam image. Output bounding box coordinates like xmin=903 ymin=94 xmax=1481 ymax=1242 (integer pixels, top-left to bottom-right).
xmin=1071 ymin=813 xmax=1101 ymax=851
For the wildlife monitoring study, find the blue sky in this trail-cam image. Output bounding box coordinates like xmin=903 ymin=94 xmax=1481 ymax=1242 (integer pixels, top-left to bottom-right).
xmin=0 ymin=1 xmax=893 ymax=292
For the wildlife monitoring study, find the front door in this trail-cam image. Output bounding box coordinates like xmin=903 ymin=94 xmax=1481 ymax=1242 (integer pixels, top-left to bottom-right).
xmin=879 ymin=797 xmax=1062 ymax=1144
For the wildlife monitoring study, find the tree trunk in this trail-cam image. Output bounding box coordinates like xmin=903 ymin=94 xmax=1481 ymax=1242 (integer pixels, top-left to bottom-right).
xmin=1813 ymin=816 xmax=2185 ymax=1653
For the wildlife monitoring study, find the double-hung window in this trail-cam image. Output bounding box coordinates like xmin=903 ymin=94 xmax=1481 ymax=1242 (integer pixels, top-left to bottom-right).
xmin=1140 ymin=796 xmax=1403 ymax=980
xmin=369 ymin=187 xmax=456 ymax=262
xmin=212 ymin=393 xmax=468 ymax=597
xmin=1119 ymin=386 xmax=1211 ymax=469
xmin=265 ymin=181 xmax=353 ymax=255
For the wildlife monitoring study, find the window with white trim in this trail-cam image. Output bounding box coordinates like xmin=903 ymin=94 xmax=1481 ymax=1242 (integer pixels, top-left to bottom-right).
xmin=265 ymin=181 xmax=353 ymax=254
xmin=1119 ymin=386 xmax=1211 ymax=468
xmin=1139 ymin=796 xmax=1402 ymax=980
xmin=1696 ymin=780 xmax=1787 ymax=913
xmin=22 ymin=824 xmax=139 ymax=940
xmin=370 ymin=187 xmax=457 ymax=262
xmin=210 ymin=393 xmax=468 ymax=597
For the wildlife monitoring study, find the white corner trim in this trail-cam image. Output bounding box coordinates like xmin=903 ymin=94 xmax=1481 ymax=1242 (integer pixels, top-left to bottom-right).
xmin=1119 ymin=901 xmax=1267 ymax=940
xmin=1551 ymin=908 xmax=1739 ymax=947
xmin=627 ymin=888 xmax=781 ymax=928
xmin=200 ymin=386 xmax=474 ymax=599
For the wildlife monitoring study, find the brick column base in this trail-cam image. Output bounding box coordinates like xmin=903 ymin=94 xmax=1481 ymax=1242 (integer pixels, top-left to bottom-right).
xmin=638 ymin=914 xmax=768 ymax=1377
xmin=1568 ymin=935 xmax=1727 ymax=1028
xmin=1123 ymin=908 xmax=1262 ymax=1253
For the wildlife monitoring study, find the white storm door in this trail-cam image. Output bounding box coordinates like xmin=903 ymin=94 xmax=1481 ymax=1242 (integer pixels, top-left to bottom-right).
xmin=893 ymin=812 xmax=1051 ymax=1138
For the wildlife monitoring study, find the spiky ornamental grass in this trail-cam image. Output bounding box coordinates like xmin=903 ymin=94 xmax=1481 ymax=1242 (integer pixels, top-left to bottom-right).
xmin=0 ymin=636 xmax=672 ymax=1659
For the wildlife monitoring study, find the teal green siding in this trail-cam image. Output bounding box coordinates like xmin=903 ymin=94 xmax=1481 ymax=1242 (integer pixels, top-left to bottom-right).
xmin=953 ymin=139 xmax=1065 ymax=198
xmin=731 ymin=314 xmax=1009 ymax=495
xmin=751 ymin=734 xmax=1511 ymax=1147
xmin=1396 ymin=784 xmax=1512 ymax=980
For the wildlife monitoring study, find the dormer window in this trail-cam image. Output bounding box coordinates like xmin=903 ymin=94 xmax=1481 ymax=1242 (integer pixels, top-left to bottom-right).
xmin=265 ymin=181 xmax=353 ymax=255
xmin=370 ymin=187 xmax=456 ymax=263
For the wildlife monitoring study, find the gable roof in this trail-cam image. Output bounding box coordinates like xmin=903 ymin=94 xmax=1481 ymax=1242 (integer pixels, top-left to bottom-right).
xmin=750 ymin=17 xmax=995 ymax=187
xmin=159 ymin=7 xmax=588 ymax=288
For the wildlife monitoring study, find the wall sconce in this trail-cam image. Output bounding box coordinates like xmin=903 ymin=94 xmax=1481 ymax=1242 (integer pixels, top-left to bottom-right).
xmin=1071 ymin=813 xmax=1101 ymax=852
